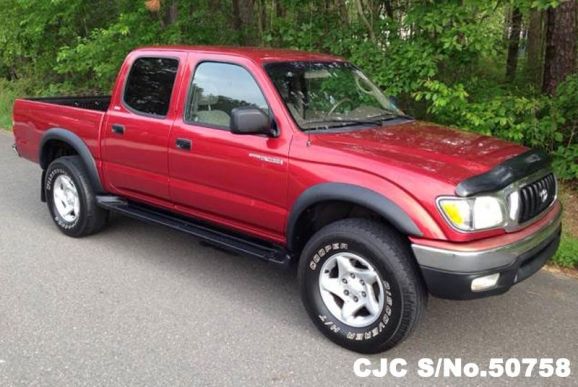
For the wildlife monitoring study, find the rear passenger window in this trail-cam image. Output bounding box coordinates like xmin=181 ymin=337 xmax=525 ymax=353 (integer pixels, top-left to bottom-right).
xmin=186 ymin=62 xmax=268 ymax=129
xmin=124 ymin=57 xmax=179 ymax=117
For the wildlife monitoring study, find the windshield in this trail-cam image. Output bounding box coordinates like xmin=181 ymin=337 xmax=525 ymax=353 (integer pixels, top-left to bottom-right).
xmin=265 ymin=61 xmax=405 ymax=131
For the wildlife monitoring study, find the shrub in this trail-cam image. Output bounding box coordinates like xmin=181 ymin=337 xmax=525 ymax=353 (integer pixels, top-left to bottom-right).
xmin=0 ymin=78 xmax=35 ymax=130
xmin=413 ymin=75 xmax=578 ymax=181
xmin=552 ymin=234 xmax=578 ymax=268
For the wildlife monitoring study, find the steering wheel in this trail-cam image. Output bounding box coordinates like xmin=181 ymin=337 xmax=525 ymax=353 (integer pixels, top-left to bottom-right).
xmin=325 ymin=98 xmax=352 ymax=118
xmin=355 ymin=76 xmax=374 ymax=96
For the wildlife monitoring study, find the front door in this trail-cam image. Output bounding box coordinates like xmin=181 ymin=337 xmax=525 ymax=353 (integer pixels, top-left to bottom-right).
xmin=169 ymin=59 xmax=291 ymax=242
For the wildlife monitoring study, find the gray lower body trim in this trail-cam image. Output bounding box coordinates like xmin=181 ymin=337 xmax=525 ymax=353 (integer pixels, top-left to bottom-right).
xmin=412 ymin=208 xmax=562 ymax=273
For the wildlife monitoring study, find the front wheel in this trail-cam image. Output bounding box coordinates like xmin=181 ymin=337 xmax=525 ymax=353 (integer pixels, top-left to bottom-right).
xmin=298 ymin=218 xmax=427 ymax=353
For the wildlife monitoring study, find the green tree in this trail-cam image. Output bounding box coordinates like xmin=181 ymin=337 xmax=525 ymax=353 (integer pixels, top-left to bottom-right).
xmin=0 ymin=0 xmax=576 ymax=180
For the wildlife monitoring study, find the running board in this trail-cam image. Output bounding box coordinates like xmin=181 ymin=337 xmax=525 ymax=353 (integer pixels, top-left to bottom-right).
xmin=96 ymin=196 xmax=292 ymax=267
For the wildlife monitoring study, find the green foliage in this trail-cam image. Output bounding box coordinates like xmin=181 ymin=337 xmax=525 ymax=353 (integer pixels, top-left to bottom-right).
xmin=552 ymin=233 xmax=578 ymax=268
xmin=0 ymin=0 xmax=576 ymax=179
xmin=56 ymin=7 xmax=163 ymax=91
xmin=0 ymin=78 xmax=35 ymax=130
xmin=0 ymin=80 xmax=17 ymax=130
xmin=530 ymin=0 xmax=561 ymax=10
xmin=552 ymin=146 xmax=578 ymax=179
xmin=415 ymin=74 xmax=578 ymax=180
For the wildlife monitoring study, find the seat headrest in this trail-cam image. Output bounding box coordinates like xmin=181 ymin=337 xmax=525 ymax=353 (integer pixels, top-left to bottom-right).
xmin=198 ymin=93 xmax=218 ymax=106
xmin=197 ymin=85 xmax=219 ymax=106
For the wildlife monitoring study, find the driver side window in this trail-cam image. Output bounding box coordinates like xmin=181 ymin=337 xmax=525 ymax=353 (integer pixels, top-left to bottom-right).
xmin=186 ymin=62 xmax=269 ymax=129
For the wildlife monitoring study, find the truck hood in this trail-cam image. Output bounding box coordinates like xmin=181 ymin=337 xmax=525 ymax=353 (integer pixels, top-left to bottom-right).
xmin=313 ymin=120 xmax=527 ymax=186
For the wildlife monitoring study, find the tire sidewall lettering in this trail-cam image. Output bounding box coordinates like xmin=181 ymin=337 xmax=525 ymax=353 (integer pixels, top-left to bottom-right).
xmin=308 ymin=242 xmax=348 ymax=270
xmin=46 ymin=166 xmax=81 ymax=230
xmin=304 ymin=238 xmax=402 ymax=343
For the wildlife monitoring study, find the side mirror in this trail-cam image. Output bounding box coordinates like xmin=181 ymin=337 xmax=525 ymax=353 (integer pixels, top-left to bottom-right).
xmin=230 ymin=106 xmax=275 ymax=136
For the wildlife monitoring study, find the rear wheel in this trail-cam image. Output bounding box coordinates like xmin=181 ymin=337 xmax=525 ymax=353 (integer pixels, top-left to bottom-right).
xmin=298 ymin=218 xmax=427 ymax=353
xmin=45 ymin=156 xmax=108 ymax=237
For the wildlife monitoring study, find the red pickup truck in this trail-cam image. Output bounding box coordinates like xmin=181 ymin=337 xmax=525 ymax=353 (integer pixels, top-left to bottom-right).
xmin=12 ymin=46 xmax=561 ymax=353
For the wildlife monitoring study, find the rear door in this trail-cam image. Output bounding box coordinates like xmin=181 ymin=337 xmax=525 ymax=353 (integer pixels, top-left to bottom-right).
xmin=101 ymin=52 xmax=186 ymax=202
xmin=168 ymin=57 xmax=292 ymax=243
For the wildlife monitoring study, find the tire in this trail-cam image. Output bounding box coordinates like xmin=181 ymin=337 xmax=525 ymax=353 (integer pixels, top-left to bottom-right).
xmin=298 ymin=218 xmax=427 ymax=353
xmin=45 ymin=156 xmax=108 ymax=237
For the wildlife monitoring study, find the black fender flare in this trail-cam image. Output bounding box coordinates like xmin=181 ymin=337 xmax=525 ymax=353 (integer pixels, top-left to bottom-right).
xmin=39 ymin=128 xmax=105 ymax=194
xmin=286 ymin=183 xmax=423 ymax=251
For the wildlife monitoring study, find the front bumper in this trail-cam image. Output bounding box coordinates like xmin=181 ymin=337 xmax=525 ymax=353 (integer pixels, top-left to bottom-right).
xmin=412 ymin=205 xmax=562 ymax=300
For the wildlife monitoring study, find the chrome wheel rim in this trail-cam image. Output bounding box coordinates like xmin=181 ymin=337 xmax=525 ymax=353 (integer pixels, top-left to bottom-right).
xmin=318 ymin=252 xmax=385 ymax=328
xmin=53 ymin=175 xmax=80 ymax=223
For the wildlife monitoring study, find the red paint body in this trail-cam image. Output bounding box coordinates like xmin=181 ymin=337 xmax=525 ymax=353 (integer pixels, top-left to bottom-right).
xmin=13 ymin=46 xmax=548 ymax=248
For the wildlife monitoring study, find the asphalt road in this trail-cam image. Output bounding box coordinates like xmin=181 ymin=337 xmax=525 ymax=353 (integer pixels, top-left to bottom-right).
xmin=1 ymin=131 xmax=577 ymax=386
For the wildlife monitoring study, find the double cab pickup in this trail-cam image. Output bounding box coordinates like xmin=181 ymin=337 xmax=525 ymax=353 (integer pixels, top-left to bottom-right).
xmin=12 ymin=46 xmax=562 ymax=353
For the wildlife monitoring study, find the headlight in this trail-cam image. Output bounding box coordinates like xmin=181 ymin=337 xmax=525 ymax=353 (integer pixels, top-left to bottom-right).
xmin=438 ymin=196 xmax=505 ymax=231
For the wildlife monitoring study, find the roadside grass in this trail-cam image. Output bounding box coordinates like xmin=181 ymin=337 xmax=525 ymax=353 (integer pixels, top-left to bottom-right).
xmin=0 ymin=79 xmax=21 ymax=130
xmin=0 ymin=78 xmax=36 ymax=130
xmin=0 ymin=97 xmax=13 ymax=130
xmin=553 ymin=183 xmax=578 ymax=269
xmin=554 ymin=233 xmax=578 ymax=268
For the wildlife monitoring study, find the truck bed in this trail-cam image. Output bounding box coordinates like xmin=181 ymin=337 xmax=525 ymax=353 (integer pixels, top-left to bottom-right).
xmin=12 ymin=96 xmax=110 ymax=163
xmin=25 ymin=96 xmax=111 ymax=112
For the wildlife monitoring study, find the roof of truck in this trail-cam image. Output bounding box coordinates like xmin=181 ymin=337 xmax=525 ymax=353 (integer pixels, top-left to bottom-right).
xmin=134 ymin=45 xmax=344 ymax=63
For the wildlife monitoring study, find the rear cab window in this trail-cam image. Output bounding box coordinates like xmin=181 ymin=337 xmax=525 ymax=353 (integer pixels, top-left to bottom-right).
xmin=185 ymin=62 xmax=269 ymax=129
xmin=123 ymin=57 xmax=179 ymax=117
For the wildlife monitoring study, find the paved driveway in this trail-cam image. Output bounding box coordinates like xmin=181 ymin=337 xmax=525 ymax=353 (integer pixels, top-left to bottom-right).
xmin=1 ymin=132 xmax=576 ymax=386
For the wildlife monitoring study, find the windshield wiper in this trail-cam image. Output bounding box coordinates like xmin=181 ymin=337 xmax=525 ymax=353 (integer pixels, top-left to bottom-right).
xmin=302 ymin=119 xmax=383 ymax=131
xmin=302 ymin=112 xmax=414 ymax=131
xmin=367 ymin=112 xmax=414 ymax=121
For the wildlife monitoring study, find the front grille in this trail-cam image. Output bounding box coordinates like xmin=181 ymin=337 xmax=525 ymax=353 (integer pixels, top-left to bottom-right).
xmin=518 ymin=173 xmax=556 ymax=223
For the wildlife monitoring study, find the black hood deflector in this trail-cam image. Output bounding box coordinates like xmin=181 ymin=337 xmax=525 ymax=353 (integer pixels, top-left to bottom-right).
xmin=456 ymin=150 xmax=551 ymax=197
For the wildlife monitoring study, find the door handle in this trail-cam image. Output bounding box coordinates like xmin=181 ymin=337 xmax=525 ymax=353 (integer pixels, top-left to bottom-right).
xmin=176 ymin=138 xmax=192 ymax=151
xmin=112 ymin=124 xmax=125 ymax=135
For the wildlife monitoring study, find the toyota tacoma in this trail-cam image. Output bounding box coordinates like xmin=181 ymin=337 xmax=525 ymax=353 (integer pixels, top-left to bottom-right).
xmin=12 ymin=46 xmax=562 ymax=353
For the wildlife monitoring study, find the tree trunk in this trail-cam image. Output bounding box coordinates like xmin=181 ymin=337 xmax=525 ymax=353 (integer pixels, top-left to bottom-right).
xmin=383 ymin=0 xmax=394 ymax=19
xmin=208 ymin=0 xmax=221 ymax=12
xmin=258 ymin=0 xmax=267 ymax=44
xmin=526 ymin=9 xmax=544 ymax=86
xmin=232 ymin=0 xmax=242 ymax=39
xmin=503 ymin=7 xmax=511 ymax=42
xmin=355 ymin=0 xmax=376 ymax=41
xmin=543 ymin=0 xmax=577 ymax=95
xmin=275 ymin=0 xmax=285 ymax=19
xmin=231 ymin=0 xmax=256 ymax=45
xmin=146 ymin=0 xmax=178 ymax=28
xmin=164 ymin=0 xmax=178 ymax=26
xmin=336 ymin=0 xmax=349 ymax=25
xmin=506 ymin=7 xmax=522 ymax=82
